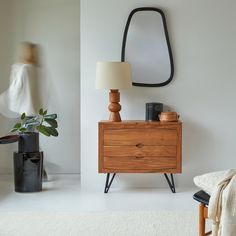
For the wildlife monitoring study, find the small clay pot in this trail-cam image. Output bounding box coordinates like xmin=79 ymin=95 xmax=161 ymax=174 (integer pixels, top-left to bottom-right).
xmin=159 ymin=112 xmax=179 ymax=122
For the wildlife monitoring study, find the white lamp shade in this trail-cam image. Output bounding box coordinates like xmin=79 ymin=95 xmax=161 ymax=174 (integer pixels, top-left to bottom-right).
xmin=96 ymin=62 xmax=132 ymax=89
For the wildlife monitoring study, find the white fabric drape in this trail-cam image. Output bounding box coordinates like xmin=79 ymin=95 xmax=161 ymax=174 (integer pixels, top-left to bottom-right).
xmin=208 ymin=169 xmax=236 ymax=236
xmin=0 ymin=63 xmax=41 ymax=118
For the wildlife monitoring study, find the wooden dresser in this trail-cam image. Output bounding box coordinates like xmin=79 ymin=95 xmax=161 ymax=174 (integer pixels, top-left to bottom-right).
xmin=98 ymin=120 xmax=182 ymax=193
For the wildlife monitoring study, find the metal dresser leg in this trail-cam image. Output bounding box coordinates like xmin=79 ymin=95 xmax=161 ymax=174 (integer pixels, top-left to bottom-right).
xmin=104 ymin=173 xmax=116 ymax=193
xmin=164 ymin=173 xmax=176 ymax=193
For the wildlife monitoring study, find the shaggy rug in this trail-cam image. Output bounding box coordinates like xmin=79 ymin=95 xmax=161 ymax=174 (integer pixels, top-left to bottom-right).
xmin=0 ymin=211 xmax=198 ymax=236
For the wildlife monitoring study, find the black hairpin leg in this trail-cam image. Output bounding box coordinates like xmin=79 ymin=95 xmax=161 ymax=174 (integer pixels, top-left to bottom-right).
xmin=164 ymin=173 xmax=176 ymax=193
xmin=104 ymin=173 xmax=116 ymax=193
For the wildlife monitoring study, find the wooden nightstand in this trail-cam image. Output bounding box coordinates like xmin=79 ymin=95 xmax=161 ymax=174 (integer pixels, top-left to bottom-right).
xmin=98 ymin=120 xmax=182 ymax=193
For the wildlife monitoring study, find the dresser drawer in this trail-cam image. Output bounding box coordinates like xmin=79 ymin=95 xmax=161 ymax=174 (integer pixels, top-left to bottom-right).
xmin=104 ymin=145 xmax=176 ymax=157
xmin=103 ymin=156 xmax=177 ymax=172
xmin=98 ymin=121 xmax=182 ymax=173
xmin=104 ymin=129 xmax=177 ymax=146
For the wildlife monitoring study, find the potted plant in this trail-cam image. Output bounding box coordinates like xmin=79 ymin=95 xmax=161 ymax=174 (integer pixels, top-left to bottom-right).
xmin=11 ymin=108 xmax=59 ymax=152
xmin=0 ymin=108 xmax=59 ymax=193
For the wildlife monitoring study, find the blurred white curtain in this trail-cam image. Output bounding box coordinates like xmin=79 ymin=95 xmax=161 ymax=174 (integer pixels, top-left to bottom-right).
xmin=0 ymin=63 xmax=41 ymax=118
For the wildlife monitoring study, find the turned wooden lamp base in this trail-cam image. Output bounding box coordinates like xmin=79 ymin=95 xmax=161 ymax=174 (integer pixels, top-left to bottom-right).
xmin=108 ymin=89 xmax=121 ymax=122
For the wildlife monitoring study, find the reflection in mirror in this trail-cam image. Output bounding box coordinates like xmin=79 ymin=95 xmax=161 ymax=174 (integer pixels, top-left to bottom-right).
xmin=121 ymin=8 xmax=174 ymax=87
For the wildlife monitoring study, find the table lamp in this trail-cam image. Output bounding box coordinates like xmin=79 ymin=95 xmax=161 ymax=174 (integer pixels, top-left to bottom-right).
xmin=96 ymin=61 xmax=132 ymax=122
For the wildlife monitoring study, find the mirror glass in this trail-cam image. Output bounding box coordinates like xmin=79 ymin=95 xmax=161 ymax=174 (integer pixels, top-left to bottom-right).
xmin=122 ymin=8 xmax=174 ymax=87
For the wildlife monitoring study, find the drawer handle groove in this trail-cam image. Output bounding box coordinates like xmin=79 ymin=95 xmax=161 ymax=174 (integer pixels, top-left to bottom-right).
xmin=136 ymin=143 xmax=144 ymax=148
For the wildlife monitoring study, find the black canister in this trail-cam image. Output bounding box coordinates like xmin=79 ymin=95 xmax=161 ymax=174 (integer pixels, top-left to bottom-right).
xmin=14 ymin=152 xmax=43 ymax=193
xmin=18 ymin=132 xmax=39 ymax=153
xmin=145 ymin=103 xmax=163 ymax=121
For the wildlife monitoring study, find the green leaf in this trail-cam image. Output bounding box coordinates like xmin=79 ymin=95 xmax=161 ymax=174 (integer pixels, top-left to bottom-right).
xmin=21 ymin=113 xmax=26 ymax=120
xmin=46 ymin=127 xmax=59 ymax=137
xmin=39 ymin=108 xmax=44 ymax=115
xmin=19 ymin=128 xmax=27 ymax=133
xmin=43 ymin=110 xmax=48 ymax=115
xmin=44 ymin=114 xmax=57 ymax=120
xmin=37 ymin=125 xmax=50 ymax=137
xmin=10 ymin=128 xmax=18 ymax=133
xmin=24 ymin=122 xmax=40 ymax=132
xmin=45 ymin=119 xmax=58 ymax=128
xmin=25 ymin=118 xmax=38 ymax=124
xmin=25 ymin=121 xmax=40 ymax=127
xmin=13 ymin=123 xmax=22 ymax=129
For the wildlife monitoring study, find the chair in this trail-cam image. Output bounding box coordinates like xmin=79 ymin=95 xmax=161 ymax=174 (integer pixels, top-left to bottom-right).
xmin=193 ymin=190 xmax=211 ymax=236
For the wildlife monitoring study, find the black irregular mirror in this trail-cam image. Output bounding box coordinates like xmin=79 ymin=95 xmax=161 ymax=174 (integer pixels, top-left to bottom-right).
xmin=121 ymin=7 xmax=174 ymax=87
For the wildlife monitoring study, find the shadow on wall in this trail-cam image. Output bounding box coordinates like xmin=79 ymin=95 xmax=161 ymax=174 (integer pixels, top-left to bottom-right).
xmin=120 ymin=87 xmax=165 ymax=119
xmin=183 ymin=120 xmax=221 ymax=177
xmin=37 ymin=45 xmax=60 ymax=113
xmin=35 ymin=44 xmax=53 ymax=110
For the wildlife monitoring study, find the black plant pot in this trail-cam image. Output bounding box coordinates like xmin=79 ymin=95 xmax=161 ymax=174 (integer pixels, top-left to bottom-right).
xmin=15 ymin=132 xmax=42 ymax=193
xmin=14 ymin=152 xmax=43 ymax=193
xmin=18 ymin=132 xmax=39 ymax=153
xmin=1 ymin=132 xmax=44 ymax=192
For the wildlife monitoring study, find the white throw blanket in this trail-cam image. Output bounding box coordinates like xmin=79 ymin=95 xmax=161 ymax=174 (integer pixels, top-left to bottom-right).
xmin=208 ymin=169 xmax=236 ymax=236
xmin=0 ymin=63 xmax=41 ymax=118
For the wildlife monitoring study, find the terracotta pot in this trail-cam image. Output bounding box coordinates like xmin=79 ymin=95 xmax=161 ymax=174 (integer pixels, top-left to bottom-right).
xmin=159 ymin=112 xmax=179 ymax=122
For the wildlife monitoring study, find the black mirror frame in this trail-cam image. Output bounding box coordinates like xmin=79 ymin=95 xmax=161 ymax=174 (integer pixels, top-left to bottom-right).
xmin=121 ymin=7 xmax=174 ymax=87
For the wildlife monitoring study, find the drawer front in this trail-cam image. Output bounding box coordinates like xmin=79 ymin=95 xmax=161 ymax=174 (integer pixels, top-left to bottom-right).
xmin=104 ymin=145 xmax=176 ymax=157
xmin=103 ymin=156 xmax=177 ymax=172
xmin=104 ymin=129 xmax=177 ymax=146
xmin=99 ymin=122 xmax=182 ymax=173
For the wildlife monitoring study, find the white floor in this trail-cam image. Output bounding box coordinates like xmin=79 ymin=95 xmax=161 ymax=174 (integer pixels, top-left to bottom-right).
xmin=0 ymin=174 xmax=199 ymax=213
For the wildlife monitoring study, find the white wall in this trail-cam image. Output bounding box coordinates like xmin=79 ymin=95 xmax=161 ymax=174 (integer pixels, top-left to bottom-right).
xmin=0 ymin=0 xmax=80 ymax=174
xmin=81 ymin=0 xmax=236 ymax=190
xmin=0 ymin=0 xmax=16 ymax=173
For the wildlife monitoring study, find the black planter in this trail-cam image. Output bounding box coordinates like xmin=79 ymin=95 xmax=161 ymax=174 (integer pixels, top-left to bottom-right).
xmin=0 ymin=132 xmax=44 ymax=193
xmin=14 ymin=152 xmax=43 ymax=193
xmin=18 ymin=132 xmax=39 ymax=153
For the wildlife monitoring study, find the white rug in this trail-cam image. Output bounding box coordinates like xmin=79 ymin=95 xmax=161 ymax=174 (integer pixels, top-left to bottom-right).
xmin=0 ymin=211 xmax=198 ymax=236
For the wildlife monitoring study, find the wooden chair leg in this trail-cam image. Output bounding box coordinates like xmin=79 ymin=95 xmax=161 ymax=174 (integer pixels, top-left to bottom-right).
xmin=199 ymin=203 xmax=206 ymax=236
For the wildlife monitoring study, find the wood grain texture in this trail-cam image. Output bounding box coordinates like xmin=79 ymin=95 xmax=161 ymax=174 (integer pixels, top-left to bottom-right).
xmin=104 ymin=146 xmax=176 ymax=157
xmin=104 ymin=129 xmax=177 ymax=146
xmin=104 ymin=156 xmax=176 ymax=172
xmin=108 ymin=90 xmax=121 ymax=122
xmin=98 ymin=121 xmax=182 ymax=174
xmin=99 ymin=120 xmax=181 ymax=129
xmin=204 ymin=206 xmax=208 ymax=219
xmin=176 ymin=122 xmax=182 ymax=173
xmin=199 ymin=203 xmax=206 ymax=236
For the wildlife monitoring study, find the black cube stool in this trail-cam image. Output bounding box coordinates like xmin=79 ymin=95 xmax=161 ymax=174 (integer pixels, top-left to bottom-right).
xmin=193 ymin=190 xmax=211 ymax=236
